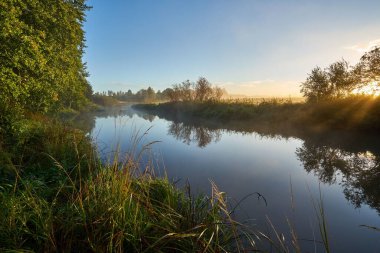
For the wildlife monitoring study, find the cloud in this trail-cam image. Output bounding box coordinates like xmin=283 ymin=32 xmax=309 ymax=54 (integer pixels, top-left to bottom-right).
xmin=344 ymin=38 xmax=380 ymax=53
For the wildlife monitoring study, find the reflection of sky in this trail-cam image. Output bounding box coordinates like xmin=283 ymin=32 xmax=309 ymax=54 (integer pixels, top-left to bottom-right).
xmin=91 ymin=111 xmax=380 ymax=252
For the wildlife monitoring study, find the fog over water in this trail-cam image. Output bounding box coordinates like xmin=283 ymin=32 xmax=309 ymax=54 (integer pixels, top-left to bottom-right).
xmin=75 ymin=105 xmax=380 ymax=252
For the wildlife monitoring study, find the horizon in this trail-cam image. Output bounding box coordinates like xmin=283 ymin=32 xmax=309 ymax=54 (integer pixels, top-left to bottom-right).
xmin=83 ymin=0 xmax=380 ymax=96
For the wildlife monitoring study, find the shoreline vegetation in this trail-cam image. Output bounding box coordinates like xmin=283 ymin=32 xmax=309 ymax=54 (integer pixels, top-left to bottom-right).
xmin=133 ymin=95 xmax=380 ymax=133
xmin=0 ymin=114 xmax=335 ymax=252
xmin=0 ymin=1 xmax=312 ymax=249
xmin=0 ymin=1 xmax=264 ymax=251
xmin=1 ymin=0 xmax=379 ymax=252
xmin=0 ymin=116 xmax=253 ymax=252
xmin=131 ymin=46 xmax=380 ymax=133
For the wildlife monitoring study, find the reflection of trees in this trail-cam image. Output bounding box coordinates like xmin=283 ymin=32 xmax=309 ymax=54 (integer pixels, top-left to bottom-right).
xmin=70 ymin=113 xmax=96 ymax=134
xmin=69 ymin=106 xmax=157 ymax=134
xmin=168 ymin=122 xmax=222 ymax=148
xmin=95 ymin=107 xmax=135 ymax=119
xmin=296 ymin=143 xmax=380 ymax=214
xmin=142 ymin=114 xmax=155 ymax=122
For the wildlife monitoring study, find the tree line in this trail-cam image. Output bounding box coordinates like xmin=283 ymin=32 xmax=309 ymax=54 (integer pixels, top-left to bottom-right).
xmin=301 ymin=47 xmax=380 ymax=102
xmin=168 ymin=77 xmax=227 ymax=102
xmin=93 ymin=77 xmax=228 ymax=104
xmin=93 ymin=87 xmax=169 ymax=103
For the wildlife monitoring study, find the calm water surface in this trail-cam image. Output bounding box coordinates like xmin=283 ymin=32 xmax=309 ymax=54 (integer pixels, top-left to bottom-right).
xmin=79 ymin=105 xmax=380 ymax=252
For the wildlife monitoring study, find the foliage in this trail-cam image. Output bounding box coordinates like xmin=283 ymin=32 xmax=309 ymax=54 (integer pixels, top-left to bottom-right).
xmin=327 ymin=60 xmax=358 ymax=98
xmin=358 ymin=47 xmax=380 ymax=85
xmin=134 ymin=95 xmax=380 ymax=131
xmin=171 ymin=80 xmax=194 ymax=101
xmin=194 ymin=77 xmax=213 ymax=101
xmin=0 ymin=115 xmax=94 ymax=186
xmin=92 ymin=94 xmax=121 ymax=106
xmin=168 ymin=77 xmax=227 ymax=102
xmin=301 ymin=47 xmax=380 ymax=101
xmin=301 ymin=60 xmax=357 ymax=102
xmin=93 ymin=86 xmax=165 ymax=104
xmin=301 ymin=67 xmax=333 ymax=102
xmin=93 ymin=78 xmax=227 ymax=105
xmin=0 ymin=0 xmax=92 ymax=128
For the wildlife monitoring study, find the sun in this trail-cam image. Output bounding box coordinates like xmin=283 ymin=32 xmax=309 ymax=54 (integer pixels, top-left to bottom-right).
xmin=352 ymin=82 xmax=380 ymax=96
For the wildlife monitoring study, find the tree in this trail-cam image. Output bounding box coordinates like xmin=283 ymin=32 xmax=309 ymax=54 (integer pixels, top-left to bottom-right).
xmin=357 ymin=46 xmax=380 ymax=91
xmin=327 ymin=60 xmax=357 ymax=98
xmin=136 ymin=89 xmax=147 ymax=101
xmin=0 ymin=0 xmax=91 ymax=125
xmin=195 ymin=77 xmax=213 ymax=102
xmin=180 ymin=80 xmax=194 ymax=101
xmin=162 ymin=88 xmax=174 ymax=101
xmin=146 ymin=87 xmax=155 ymax=102
xmin=301 ymin=67 xmax=333 ymax=102
xmin=301 ymin=48 xmax=380 ymax=102
xmin=212 ymin=87 xmax=224 ymax=101
xmin=167 ymin=78 xmax=224 ymax=102
xmin=170 ymin=84 xmax=181 ymax=102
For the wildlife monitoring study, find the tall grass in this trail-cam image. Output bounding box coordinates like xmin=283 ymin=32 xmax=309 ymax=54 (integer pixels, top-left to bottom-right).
xmin=310 ymin=186 xmax=331 ymax=253
xmin=0 ymin=169 xmax=255 ymax=252
xmin=0 ymin=117 xmax=257 ymax=252
xmin=0 ymin=114 xmax=340 ymax=252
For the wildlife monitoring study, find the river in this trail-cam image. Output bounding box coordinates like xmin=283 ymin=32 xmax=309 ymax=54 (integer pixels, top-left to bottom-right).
xmin=75 ymin=105 xmax=380 ymax=252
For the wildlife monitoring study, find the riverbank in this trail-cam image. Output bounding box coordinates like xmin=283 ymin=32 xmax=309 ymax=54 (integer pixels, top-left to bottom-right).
xmin=133 ymin=95 xmax=380 ymax=132
xmin=0 ymin=114 xmax=257 ymax=252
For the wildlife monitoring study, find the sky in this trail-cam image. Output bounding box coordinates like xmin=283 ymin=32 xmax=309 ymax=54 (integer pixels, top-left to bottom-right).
xmin=83 ymin=0 xmax=380 ymax=97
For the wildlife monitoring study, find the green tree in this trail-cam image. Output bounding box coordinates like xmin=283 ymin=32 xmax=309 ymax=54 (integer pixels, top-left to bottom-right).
xmin=0 ymin=0 xmax=91 ymax=128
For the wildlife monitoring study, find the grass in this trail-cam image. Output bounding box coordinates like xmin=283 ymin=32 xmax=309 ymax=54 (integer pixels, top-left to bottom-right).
xmin=0 ymin=167 xmax=251 ymax=252
xmin=92 ymin=95 xmax=125 ymax=107
xmin=0 ymin=112 xmax=340 ymax=252
xmin=134 ymin=95 xmax=380 ymax=132
xmin=0 ymin=115 xmax=258 ymax=252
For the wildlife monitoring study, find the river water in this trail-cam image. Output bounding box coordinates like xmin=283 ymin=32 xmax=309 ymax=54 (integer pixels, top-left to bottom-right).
xmin=77 ymin=105 xmax=380 ymax=252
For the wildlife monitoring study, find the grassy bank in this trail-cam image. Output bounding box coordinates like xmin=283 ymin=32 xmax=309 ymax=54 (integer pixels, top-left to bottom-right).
xmin=134 ymin=95 xmax=380 ymax=132
xmin=0 ymin=114 xmax=337 ymax=252
xmin=0 ymin=115 xmax=258 ymax=252
xmin=92 ymin=96 xmax=125 ymax=107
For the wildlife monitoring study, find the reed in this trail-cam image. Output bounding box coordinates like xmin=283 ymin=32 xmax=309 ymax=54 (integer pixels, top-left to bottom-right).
xmin=0 ymin=114 xmax=340 ymax=252
xmin=0 ymin=117 xmax=256 ymax=252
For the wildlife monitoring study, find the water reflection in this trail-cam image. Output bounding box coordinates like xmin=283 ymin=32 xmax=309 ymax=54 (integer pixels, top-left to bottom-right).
xmin=139 ymin=108 xmax=380 ymax=215
xmin=168 ymin=122 xmax=222 ymax=147
xmin=78 ymin=106 xmax=380 ymax=251
xmin=170 ymin=120 xmax=380 ymax=214
xmin=296 ymin=143 xmax=380 ymax=214
xmin=70 ymin=105 xmax=156 ymax=132
xmin=76 ymin=106 xmax=380 ymax=216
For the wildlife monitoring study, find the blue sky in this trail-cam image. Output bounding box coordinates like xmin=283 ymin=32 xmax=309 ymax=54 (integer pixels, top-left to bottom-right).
xmin=83 ymin=0 xmax=380 ymax=96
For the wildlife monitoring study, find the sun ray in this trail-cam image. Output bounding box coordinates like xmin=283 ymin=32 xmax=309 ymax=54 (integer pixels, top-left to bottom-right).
xmin=349 ymin=96 xmax=377 ymax=125
xmin=351 ymin=82 xmax=379 ymax=96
